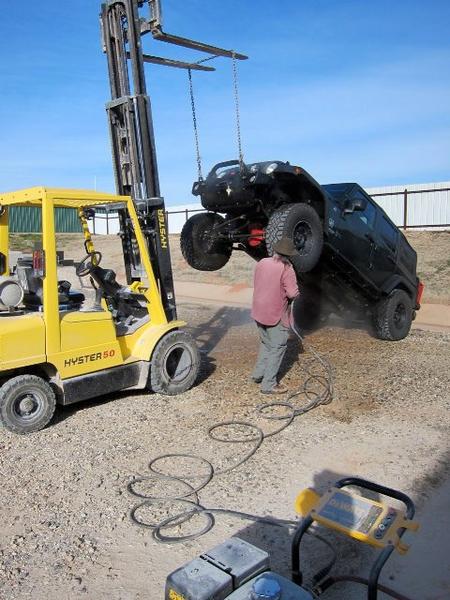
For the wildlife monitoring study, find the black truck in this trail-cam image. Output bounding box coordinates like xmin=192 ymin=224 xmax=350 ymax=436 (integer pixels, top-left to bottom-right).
xmin=180 ymin=160 xmax=423 ymax=341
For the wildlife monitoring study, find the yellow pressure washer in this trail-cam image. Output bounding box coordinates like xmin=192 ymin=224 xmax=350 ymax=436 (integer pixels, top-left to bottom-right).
xmin=165 ymin=477 xmax=418 ymax=600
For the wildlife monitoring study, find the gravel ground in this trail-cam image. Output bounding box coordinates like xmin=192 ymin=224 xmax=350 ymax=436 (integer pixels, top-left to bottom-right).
xmin=1 ymin=302 xmax=449 ymax=600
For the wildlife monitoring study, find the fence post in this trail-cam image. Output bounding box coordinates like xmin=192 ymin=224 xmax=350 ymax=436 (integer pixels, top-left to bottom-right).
xmin=185 ymin=208 xmax=189 ymax=222
xmin=403 ymin=189 xmax=408 ymax=230
xmin=106 ymin=207 xmax=109 ymax=235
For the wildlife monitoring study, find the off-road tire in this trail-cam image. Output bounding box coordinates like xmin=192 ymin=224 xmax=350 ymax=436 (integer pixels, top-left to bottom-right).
xmin=265 ymin=203 xmax=323 ymax=273
xmin=150 ymin=330 xmax=200 ymax=395
xmin=180 ymin=213 xmax=232 ymax=271
xmin=373 ymin=289 xmax=413 ymax=341
xmin=0 ymin=374 xmax=56 ymax=434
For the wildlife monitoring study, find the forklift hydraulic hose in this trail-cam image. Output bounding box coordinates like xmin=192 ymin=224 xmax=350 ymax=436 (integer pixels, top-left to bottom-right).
xmin=128 ymin=317 xmax=334 ymax=543
xmin=318 ymin=575 xmax=414 ymax=600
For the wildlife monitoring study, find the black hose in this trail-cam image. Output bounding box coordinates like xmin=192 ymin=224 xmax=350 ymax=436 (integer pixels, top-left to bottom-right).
xmin=127 ymin=325 xmax=334 ymax=543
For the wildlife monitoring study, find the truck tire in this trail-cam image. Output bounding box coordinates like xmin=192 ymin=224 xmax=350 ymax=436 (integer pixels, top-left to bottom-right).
xmin=373 ymin=289 xmax=413 ymax=341
xmin=265 ymin=204 xmax=323 ymax=273
xmin=0 ymin=374 xmax=56 ymax=434
xmin=150 ymin=330 xmax=200 ymax=395
xmin=180 ymin=213 xmax=232 ymax=271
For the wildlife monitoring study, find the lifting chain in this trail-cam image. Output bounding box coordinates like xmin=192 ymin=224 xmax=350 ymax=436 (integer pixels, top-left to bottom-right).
xmin=232 ymin=50 xmax=245 ymax=171
xmin=188 ymin=52 xmax=245 ymax=181
xmin=188 ymin=68 xmax=203 ymax=181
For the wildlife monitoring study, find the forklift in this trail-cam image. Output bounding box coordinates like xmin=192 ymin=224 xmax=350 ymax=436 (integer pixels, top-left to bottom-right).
xmin=0 ymin=0 xmax=246 ymax=434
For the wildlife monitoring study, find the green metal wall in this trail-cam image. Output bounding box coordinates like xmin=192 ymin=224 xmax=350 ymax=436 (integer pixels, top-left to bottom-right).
xmin=9 ymin=207 xmax=82 ymax=233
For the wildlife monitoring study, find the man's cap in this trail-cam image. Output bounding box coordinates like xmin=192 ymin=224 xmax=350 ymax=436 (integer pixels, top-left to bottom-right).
xmin=273 ymin=237 xmax=298 ymax=257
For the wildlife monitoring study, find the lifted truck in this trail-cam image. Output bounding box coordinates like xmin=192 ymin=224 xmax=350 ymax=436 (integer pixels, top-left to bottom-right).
xmin=181 ymin=160 xmax=424 ymax=340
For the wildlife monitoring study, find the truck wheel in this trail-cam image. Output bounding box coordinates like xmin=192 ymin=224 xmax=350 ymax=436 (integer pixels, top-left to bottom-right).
xmin=373 ymin=289 xmax=413 ymax=341
xmin=0 ymin=375 xmax=56 ymax=434
xmin=150 ymin=330 xmax=200 ymax=395
xmin=180 ymin=213 xmax=232 ymax=271
xmin=265 ymin=204 xmax=323 ymax=273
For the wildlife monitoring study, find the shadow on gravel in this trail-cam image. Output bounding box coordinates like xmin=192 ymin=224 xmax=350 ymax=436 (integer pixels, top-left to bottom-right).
xmin=51 ymin=307 xmax=251 ymax=425
xmin=231 ymin=468 xmax=387 ymax=600
xmin=189 ymin=306 xmax=253 ymax=354
xmin=51 ymin=307 xmax=253 ymax=426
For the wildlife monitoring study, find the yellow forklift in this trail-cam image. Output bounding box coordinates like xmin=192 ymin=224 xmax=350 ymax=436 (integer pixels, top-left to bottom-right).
xmin=0 ymin=187 xmax=199 ymax=434
xmin=0 ymin=0 xmax=246 ymax=434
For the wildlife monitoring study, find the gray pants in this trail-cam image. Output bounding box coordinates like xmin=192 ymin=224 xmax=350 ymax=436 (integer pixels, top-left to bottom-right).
xmin=252 ymin=321 xmax=290 ymax=392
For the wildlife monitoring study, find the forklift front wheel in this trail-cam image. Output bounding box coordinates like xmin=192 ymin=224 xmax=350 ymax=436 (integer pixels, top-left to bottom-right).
xmin=0 ymin=374 xmax=56 ymax=434
xmin=150 ymin=330 xmax=200 ymax=395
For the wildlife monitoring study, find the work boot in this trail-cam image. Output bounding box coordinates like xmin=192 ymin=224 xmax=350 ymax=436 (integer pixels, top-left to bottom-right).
xmin=261 ymin=384 xmax=288 ymax=395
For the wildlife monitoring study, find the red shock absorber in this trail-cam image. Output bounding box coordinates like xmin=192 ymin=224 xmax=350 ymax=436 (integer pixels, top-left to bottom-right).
xmin=248 ymin=224 xmax=265 ymax=247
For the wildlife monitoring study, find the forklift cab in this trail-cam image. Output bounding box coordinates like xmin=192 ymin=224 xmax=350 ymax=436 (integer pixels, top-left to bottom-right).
xmin=0 ymin=187 xmax=199 ymax=434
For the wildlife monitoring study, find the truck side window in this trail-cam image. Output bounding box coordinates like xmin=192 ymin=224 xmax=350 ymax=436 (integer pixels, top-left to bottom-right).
xmin=379 ymin=217 xmax=399 ymax=250
xmin=352 ymin=190 xmax=376 ymax=228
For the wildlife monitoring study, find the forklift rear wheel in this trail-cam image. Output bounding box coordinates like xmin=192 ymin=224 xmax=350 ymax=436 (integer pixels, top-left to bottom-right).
xmin=0 ymin=375 xmax=56 ymax=434
xmin=150 ymin=330 xmax=200 ymax=395
xmin=180 ymin=213 xmax=232 ymax=271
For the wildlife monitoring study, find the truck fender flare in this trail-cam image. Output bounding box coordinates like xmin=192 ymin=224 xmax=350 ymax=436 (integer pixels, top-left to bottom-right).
xmin=380 ymin=275 xmax=415 ymax=299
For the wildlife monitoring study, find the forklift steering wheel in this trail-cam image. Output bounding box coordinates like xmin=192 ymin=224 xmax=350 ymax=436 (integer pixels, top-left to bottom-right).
xmin=75 ymin=252 xmax=102 ymax=277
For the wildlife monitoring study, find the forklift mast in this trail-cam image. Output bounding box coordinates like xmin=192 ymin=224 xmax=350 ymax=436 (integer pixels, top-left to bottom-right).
xmin=101 ymin=0 xmax=175 ymax=321
xmin=100 ymin=0 xmax=246 ymax=321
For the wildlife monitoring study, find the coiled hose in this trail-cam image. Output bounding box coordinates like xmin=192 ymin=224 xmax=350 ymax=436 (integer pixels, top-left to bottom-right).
xmin=128 ymin=320 xmax=333 ymax=542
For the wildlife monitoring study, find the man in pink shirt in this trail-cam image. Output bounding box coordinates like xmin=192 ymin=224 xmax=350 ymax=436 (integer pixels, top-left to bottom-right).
xmin=251 ymin=238 xmax=299 ymax=394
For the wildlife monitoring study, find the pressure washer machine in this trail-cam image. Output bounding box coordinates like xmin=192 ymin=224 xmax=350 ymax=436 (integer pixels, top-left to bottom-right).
xmin=165 ymin=478 xmax=418 ymax=600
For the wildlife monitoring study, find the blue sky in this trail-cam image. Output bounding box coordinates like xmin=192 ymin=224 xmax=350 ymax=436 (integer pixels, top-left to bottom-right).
xmin=1 ymin=0 xmax=449 ymax=205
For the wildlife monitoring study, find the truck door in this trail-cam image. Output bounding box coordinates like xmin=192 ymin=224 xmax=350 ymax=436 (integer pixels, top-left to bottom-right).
xmin=368 ymin=214 xmax=400 ymax=288
xmin=334 ymin=187 xmax=377 ymax=279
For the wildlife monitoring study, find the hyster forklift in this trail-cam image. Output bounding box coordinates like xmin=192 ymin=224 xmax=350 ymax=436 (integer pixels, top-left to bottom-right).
xmin=0 ymin=0 xmax=245 ymax=434
xmin=0 ymin=188 xmax=199 ymax=434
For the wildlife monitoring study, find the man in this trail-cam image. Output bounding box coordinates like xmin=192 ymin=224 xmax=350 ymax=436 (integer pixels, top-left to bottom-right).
xmin=251 ymin=237 xmax=299 ymax=394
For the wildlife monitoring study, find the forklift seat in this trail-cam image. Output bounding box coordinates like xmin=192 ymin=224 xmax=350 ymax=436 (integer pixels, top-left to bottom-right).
xmin=22 ymin=289 xmax=85 ymax=311
xmin=16 ymin=258 xmax=85 ymax=311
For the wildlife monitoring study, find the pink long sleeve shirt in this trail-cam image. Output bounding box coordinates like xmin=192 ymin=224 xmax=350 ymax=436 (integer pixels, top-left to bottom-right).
xmin=251 ymin=256 xmax=299 ymax=327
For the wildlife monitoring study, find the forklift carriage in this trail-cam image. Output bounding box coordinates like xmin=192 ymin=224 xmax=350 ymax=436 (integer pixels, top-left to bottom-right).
xmin=0 ymin=187 xmax=199 ymax=434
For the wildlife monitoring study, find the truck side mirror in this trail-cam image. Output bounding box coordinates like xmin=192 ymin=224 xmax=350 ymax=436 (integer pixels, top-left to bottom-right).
xmin=343 ymin=197 xmax=367 ymax=214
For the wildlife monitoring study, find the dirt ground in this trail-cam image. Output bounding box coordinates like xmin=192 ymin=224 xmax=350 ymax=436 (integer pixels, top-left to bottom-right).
xmin=0 ymin=300 xmax=449 ymax=600
xmin=2 ymin=230 xmax=449 ymax=599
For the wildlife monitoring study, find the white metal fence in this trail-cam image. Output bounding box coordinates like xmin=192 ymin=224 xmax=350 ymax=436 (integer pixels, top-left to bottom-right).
xmin=90 ymin=182 xmax=450 ymax=235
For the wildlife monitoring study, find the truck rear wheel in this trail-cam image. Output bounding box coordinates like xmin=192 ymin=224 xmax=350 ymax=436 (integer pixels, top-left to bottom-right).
xmin=373 ymin=289 xmax=413 ymax=340
xmin=0 ymin=374 xmax=56 ymax=434
xmin=180 ymin=213 xmax=232 ymax=271
xmin=150 ymin=330 xmax=200 ymax=395
xmin=265 ymin=203 xmax=323 ymax=273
